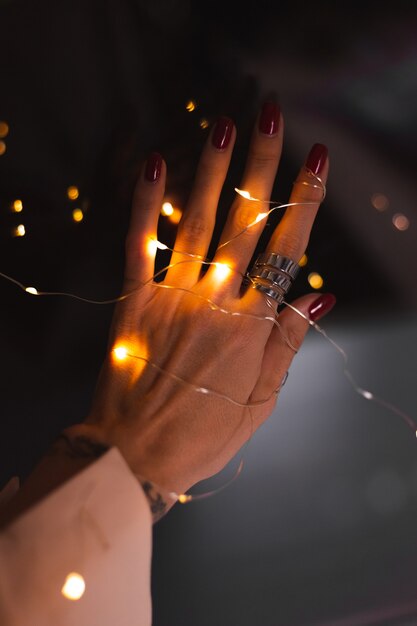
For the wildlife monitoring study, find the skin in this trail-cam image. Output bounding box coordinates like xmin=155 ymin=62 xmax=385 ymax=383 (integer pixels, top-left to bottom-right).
xmin=0 ymin=106 xmax=331 ymax=527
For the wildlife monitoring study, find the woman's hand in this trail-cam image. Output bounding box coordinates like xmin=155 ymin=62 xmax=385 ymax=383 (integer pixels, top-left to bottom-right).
xmin=71 ymin=102 xmax=334 ymax=499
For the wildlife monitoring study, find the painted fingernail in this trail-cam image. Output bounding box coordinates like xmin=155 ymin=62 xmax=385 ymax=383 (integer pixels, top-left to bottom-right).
xmin=211 ymin=116 xmax=233 ymax=150
xmin=258 ymin=101 xmax=281 ymax=135
xmin=305 ymin=143 xmax=328 ymax=175
xmin=145 ymin=152 xmax=162 ymax=182
xmin=308 ymin=293 xmax=336 ymax=322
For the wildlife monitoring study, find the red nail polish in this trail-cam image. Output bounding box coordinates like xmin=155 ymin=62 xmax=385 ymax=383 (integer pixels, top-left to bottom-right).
xmin=145 ymin=152 xmax=162 ymax=182
xmin=308 ymin=293 xmax=336 ymax=322
xmin=305 ymin=143 xmax=328 ymax=175
xmin=258 ymin=102 xmax=281 ymax=135
xmin=211 ymin=116 xmax=233 ymax=150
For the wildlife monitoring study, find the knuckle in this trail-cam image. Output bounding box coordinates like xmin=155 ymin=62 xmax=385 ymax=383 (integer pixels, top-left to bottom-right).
xmin=179 ymin=214 xmax=209 ymax=240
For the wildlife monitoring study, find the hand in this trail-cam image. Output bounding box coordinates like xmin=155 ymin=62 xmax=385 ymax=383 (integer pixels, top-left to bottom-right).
xmin=72 ymin=103 xmax=333 ymax=498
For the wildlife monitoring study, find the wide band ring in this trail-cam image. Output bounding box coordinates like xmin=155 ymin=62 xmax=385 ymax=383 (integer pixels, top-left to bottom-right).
xmin=248 ymin=252 xmax=300 ymax=303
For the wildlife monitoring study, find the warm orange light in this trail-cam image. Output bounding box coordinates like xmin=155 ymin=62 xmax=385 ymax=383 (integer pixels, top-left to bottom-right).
xmin=114 ymin=346 xmax=128 ymax=361
xmin=161 ymin=202 xmax=174 ymax=216
xmin=72 ymin=208 xmax=84 ymax=222
xmin=0 ymin=121 xmax=9 ymax=138
xmin=185 ymin=100 xmax=196 ymax=112
xmin=0 ymin=141 xmax=6 ymax=156
xmin=12 ymin=199 xmax=23 ymax=213
xmin=67 ymin=186 xmax=79 ymax=200
xmin=235 ymin=188 xmax=251 ymax=200
xmin=25 ymin=287 xmax=38 ymax=295
xmin=13 ymin=224 xmax=25 ymax=237
xmin=308 ymin=272 xmax=324 ymax=289
xmin=61 ymin=572 xmax=85 ymax=600
xmin=213 ymin=262 xmax=231 ymax=282
xmin=199 ymin=118 xmax=209 ymax=129
xmin=299 ymin=254 xmax=308 ymax=267
xmin=254 ymin=212 xmax=268 ymax=224
xmin=147 ymin=238 xmax=168 ymax=256
xmin=178 ymin=494 xmax=192 ymax=504
xmin=168 ymin=208 xmax=182 ymax=225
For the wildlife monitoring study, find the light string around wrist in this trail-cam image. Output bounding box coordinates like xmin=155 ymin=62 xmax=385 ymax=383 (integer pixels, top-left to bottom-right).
xmin=2 ymin=170 xmax=415 ymax=506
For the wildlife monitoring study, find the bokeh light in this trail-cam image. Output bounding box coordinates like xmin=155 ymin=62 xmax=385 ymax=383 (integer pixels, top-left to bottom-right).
xmin=13 ymin=224 xmax=26 ymax=237
xmin=12 ymin=199 xmax=23 ymax=213
xmin=371 ymin=192 xmax=389 ymax=211
xmin=61 ymin=572 xmax=86 ymax=601
xmin=0 ymin=141 xmax=6 ymax=156
xmin=199 ymin=118 xmax=209 ymax=129
xmin=161 ymin=201 xmax=174 ymax=216
xmin=0 ymin=121 xmax=9 ymax=138
xmin=185 ymin=100 xmax=196 ymax=112
xmin=299 ymin=254 xmax=308 ymax=267
xmin=308 ymin=272 xmax=324 ymax=289
xmin=392 ymin=213 xmax=410 ymax=231
xmin=67 ymin=186 xmax=79 ymax=200
xmin=72 ymin=208 xmax=84 ymax=222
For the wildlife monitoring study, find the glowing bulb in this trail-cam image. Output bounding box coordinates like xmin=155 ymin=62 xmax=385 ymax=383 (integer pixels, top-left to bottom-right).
xmin=12 ymin=199 xmax=23 ymax=213
xmin=161 ymin=202 xmax=174 ymax=216
xmin=299 ymin=254 xmax=308 ymax=267
xmin=0 ymin=141 xmax=6 ymax=156
xmin=199 ymin=118 xmax=209 ymax=129
xmin=308 ymin=272 xmax=324 ymax=289
xmin=61 ymin=572 xmax=85 ymax=601
xmin=13 ymin=224 xmax=25 ymax=237
xmin=0 ymin=121 xmax=9 ymax=138
xmin=235 ymin=188 xmax=251 ymax=200
xmin=185 ymin=100 xmax=196 ymax=112
xmin=392 ymin=213 xmax=410 ymax=231
xmin=25 ymin=287 xmax=38 ymax=295
xmin=72 ymin=208 xmax=84 ymax=222
xmin=254 ymin=212 xmax=268 ymax=224
xmin=362 ymin=390 xmax=373 ymax=400
xmin=147 ymin=239 xmax=168 ymax=256
xmin=178 ymin=494 xmax=191 ymax=504
xmin=67 ymin=186 xmax=79 ymax=200
xmin=168 ymin=208 xmax=182 ymax=225
xmin=114 ymin=346 xmax=128 ymax=361
xmin=213 ymin=262 xmax=231 ymax=282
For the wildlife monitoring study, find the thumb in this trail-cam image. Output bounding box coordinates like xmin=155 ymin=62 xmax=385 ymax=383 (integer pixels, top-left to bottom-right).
xmin=251 ymin=293 xmax=336 ymax=407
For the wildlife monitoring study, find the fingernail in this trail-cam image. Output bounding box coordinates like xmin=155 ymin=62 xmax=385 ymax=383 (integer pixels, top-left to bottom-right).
xmin=145 ymin=152 xmax=162 ymax=182
xmin=258 ymin=101 xmax=281 ymax=135
xmin=308 ymin=293 xmax=336 ymax=322
xmin=211 ymin=116 xmax=233 ymax=150
xmin=305 ymin=143 xmax=328 ymax=175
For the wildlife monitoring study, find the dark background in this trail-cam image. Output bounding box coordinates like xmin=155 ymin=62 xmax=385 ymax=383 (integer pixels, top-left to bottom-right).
xmin=1 ymin=1 xmax=417 ymax=624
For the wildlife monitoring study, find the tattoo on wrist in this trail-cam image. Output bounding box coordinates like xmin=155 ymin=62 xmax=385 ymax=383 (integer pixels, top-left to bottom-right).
xmin=50 ymin=433 xmax=111 ymax=459
xmin=139 ymin=480 xmax=168 ymax=523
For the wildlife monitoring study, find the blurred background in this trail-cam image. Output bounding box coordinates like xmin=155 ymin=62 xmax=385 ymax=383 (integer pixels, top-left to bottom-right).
xmin=0 ymin=1 xmax=417 ymax=624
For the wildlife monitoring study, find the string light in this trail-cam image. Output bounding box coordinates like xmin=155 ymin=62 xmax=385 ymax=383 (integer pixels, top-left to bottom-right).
xmin=0 ymin=121 xmax=9 ymax=138
xmin=1 ymin=170 xmax=415 ymax=504
xmin=72 ymin=208 xmax=84 ymax=222
xmin=147 ymin=238 xmax=169 ymax=256
xmin=13 ymin=224 xmax=25 ymax=237
xmin=113 ymin=346 xmax=128 ymax=361
xmin=212 ymin=262 xmax=232 ymax=282
xmin=11 ymin=199 xmax=23 ymax=213
xmin=67 ymin=186 xmax=79 ymax=201
xmin=185 ymin=100 xmax=196 ymax=112
xmin=61 ymin=572 xmax=86 ymax=600
xmin=161 ymin=201 xmax=174 ymax=216
xmin=308 ymin=272 xmax=324 ymax=289
xmin=0 ymin=141 xmax=6 ymax=156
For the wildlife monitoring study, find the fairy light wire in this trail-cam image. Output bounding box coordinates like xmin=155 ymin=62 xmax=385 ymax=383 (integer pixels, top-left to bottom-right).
xmin=2 ymin=168 xmax=415 ymax=503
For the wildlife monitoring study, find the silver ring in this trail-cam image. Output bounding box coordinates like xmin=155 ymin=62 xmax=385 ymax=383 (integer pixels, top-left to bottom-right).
xmin=248 ymin=253 xmax=300 ymax=303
